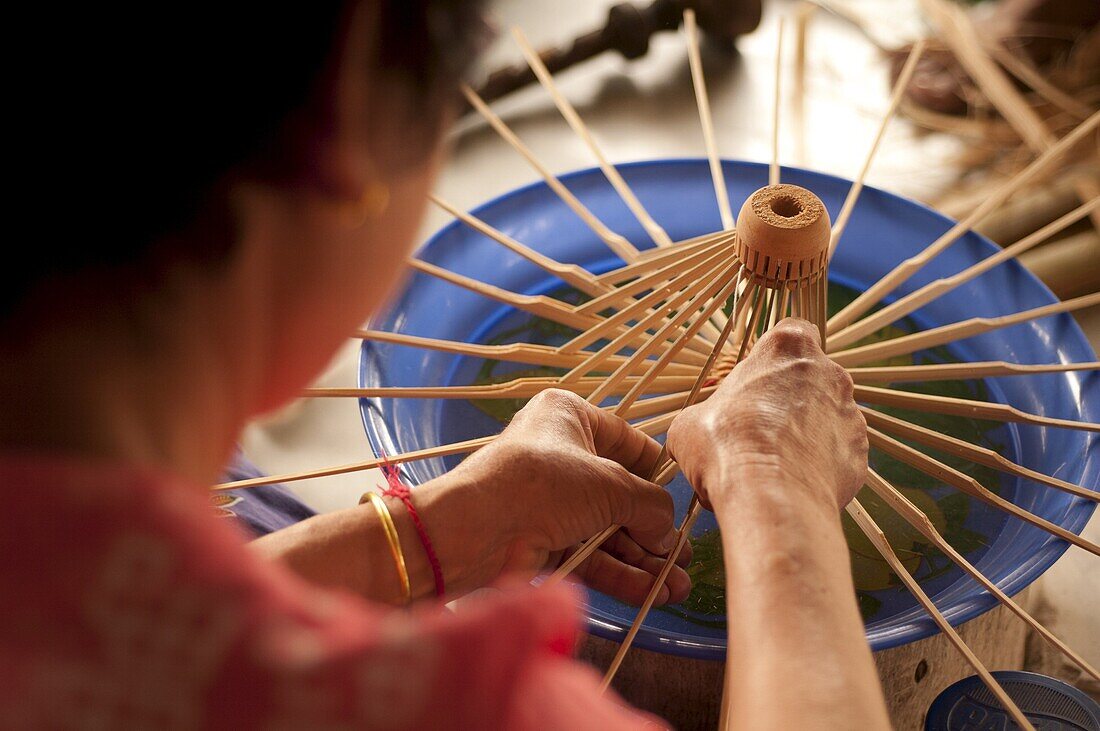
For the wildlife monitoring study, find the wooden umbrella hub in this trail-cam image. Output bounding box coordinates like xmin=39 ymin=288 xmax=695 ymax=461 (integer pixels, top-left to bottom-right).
xmin=734 ymin=184 xmax=830 ymax=287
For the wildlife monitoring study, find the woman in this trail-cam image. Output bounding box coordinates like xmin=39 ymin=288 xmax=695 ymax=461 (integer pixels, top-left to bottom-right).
xmin=1 ymin=1 xmax=888 ymax=728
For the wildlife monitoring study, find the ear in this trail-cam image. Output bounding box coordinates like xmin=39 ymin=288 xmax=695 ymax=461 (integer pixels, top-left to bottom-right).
xmin=307 ymin=0 xmax=386 ymax=206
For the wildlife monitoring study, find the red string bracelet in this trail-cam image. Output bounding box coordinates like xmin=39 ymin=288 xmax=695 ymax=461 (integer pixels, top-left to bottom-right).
xmin=378 ymin=455 xmax=445 ymax=598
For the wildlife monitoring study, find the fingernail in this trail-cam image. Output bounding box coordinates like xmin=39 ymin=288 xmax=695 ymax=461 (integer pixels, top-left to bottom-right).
xmin=660 ymin=529 xmax=678 ymax=553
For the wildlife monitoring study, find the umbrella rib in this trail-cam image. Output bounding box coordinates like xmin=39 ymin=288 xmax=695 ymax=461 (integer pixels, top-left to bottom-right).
xmin=769 ymin=18 xmax=785 ymax=187
xmin=560 ymin=245 xmax=736 ymax=354
xmin=864 ymin=468 xmax=1099 ymax=681
xmin=460 ymin=84 xmax=639 ymax=261
xmin=684 ymin=9 xmax=734 ymax=230
xmin=846 ymin=360 xmax=1100 ymax=384
xmin=354 ymin=330 xmax=698 ymax=374
xmin=862 ymin=406 xmax=1099 ymax=502
xmin=430 ymin=194 xmax=609 ymax=297
xmin=829 ymin=40 xmax=926 ymax=259
xmin=582 ymin=265 xmax=744 ymax=404
xmin=303 ymin=375 xmax=701 ymax=401
xmin=854 ymin=383 xmax=1100 ymax=433
xmin=830 ymin=198 xmax=1100 ymax=350
xmin=845 ymin=497 xmax=1037 ymax=730
xmin=867 ymin=427 xmax=1100 ymax=557
xmin=830 ymin=293 xmax=1100 ymax=367
xmin=826 ymin=109 xmax=1100 ymax=335
xmin=513 ymin=26 xmax=674 ymax=248
xmin=407 ymin=258 xmax=713 ymax=365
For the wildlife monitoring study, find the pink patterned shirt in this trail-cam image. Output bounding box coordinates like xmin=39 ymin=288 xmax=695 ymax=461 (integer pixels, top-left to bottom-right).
xmin=0 ymin=457 xmax=663 ymax=729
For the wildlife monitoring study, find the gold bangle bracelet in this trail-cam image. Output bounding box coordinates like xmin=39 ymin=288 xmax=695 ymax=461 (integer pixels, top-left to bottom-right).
xmin=363 ymin=491 xmax=411 ymax=605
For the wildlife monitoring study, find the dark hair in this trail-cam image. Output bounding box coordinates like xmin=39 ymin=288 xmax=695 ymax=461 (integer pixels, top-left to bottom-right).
xmin=7 ymin=1 xmax=486 ymax=319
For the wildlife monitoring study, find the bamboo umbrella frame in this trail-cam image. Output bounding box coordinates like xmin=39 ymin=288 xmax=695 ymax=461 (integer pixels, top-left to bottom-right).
xmin=215 ymin=12 xmax=1100 ymax=727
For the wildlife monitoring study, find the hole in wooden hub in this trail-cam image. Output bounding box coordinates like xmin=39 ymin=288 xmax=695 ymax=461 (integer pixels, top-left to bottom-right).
xmin=914 ymin=659 xmax=929 ymax=683
xmin=769 ymin=195 xmax=803 ymax=218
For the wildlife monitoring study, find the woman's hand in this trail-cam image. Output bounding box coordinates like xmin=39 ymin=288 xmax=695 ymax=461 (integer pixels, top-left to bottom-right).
xmin=437 ymin=389 xmax=691 ymax=606
xmin=666 ymin=318 xmax=867 ymax=514
xmin=665 ymin=320 xmax=889 ymax=731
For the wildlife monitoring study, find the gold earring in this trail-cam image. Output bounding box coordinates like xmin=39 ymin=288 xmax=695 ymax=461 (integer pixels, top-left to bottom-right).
xmin=342 ymin=182 xmax=390 ymax=228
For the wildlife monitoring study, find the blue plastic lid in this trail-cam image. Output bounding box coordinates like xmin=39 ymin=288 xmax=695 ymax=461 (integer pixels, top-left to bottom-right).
xmin=926 ymin=671 xmax=1100 ymax=730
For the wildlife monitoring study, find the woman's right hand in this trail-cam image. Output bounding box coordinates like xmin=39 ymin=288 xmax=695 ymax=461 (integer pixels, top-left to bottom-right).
xmin=436 ymin=389 xmax=692 ymax=606
xmin=666 ymin=318 xmax=867 ymax=514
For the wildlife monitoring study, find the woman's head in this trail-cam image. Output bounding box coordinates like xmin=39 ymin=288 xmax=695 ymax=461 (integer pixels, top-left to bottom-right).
xmin=7 ymin=1 xmax=486 ymax=417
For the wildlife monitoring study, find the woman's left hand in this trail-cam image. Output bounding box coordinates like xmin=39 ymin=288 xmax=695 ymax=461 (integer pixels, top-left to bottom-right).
xmin=432 ymin=389 xmax=692 ymax=606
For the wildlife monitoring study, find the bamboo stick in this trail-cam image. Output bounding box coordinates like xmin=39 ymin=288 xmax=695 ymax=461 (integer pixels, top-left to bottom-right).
xmin=408 ymin=258 xmax=711 ymax=366
xmin=576 ymin=236 xmax=734 ymax=345
xmin=867 ymin=427 xmax=1100 ymax=556
xmin=829 ymin=198 xmax=1100 ymax=350
xmin=552 ymin=525 xmax=620 ymax=580
xmin=829 ymin=41 xmax=927 ymax=259
xmin=577 ymin=237 xmax=735 ymax=316
xmin=829 ymin=293 xmax=1100 ymax=367
xmin=600 ymin=286 xmax=773 ymax=683
xmin=826 ymin=110 xmax=1100 ymax=334
xmin=847 ymin=360 xmax=1100 ymax=384
xmin=684 ymin=9 xmax=733 ymax=230
xmin=600 ymin=499 xmax=704 ymax=691
xmin=560 ymin=262 xmax=735 ymax=383
xmin=616 ymin=275 xmax=750 ymax=414
xmin=513 ymin=27 xmax=674 ymax=248
xmin=654 ymin=459 xmax=681 ymax=487
xmin=845 ymin=498 xmax=1037 ymax=731
xmin=791 ymin=2 xmax=814 ymax=167
xmin=862 ymin=407 xmax=1099 ymax=502
xmin=354 ymin=329 xmax=698 ymax=374
xmin=854 ymin=384 xmax=1100 ymax=433
xmin=430 ymin=194 xmax=608 ymax=297
xmin=560 ymin=246 xmax=735 ymax=355
xmin=662 ymin=229 xmax=731 ymax=247
xmin=622 ymin=385 xmax=718 ymax=422
xmin=305 ymin=374 xmax=700 ymax=401
xmin=864 ymin=469 xmax=1099 ymax=682
xmin=215 ymin=405 xmax=681 ymax=493
xmin=213 ymin=435 xmax=496 ymax=491
xmin=595 ymin=230 xmax=734 ymax=285
xmin=978 ymin=38 xmax=1094 ymax=122
xmin=549 ymin=283 xmax=756 ymax=583
xmin=919 ymin=0 xmax=1100 ymax=234
xmin=460 ymin=84 xmax=639 ymax=261
xmin=641 ymin=229 xmax=731 ymax=259
xmin=817 ymin=272 xmax=828 ymax=345
xmin=655 ymin=281 xmax=761 ymax=479
xmin=576 ymin=431 xmax=688 ymax=591
xmin=583 ymin=264 xmax=742 ymax=404
xmin=770 ymin=18 xmax=785 ymax=187
xmin=409 ymin=258 xmax=590 ymax=327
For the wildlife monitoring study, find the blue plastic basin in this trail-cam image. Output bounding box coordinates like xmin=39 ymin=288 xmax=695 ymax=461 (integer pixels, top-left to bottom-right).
xmin=360 ymin=159 xmax=1098 ymax=660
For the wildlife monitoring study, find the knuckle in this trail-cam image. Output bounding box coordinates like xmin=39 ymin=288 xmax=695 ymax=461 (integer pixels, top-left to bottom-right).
xmin=667 ymin=405 xmax=700 ymax=445
xmin=759 ymin=322 xmax=819 ymax=358
xmin=766 ymin=328 xmax=803 ymax=352
xmin=785 ymin=357 xmax=816 ymax=376
xmin=529 ymin=387 xmax=585 ymax=411
xmin=830 ymin=362 xmax=855 ymax=396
